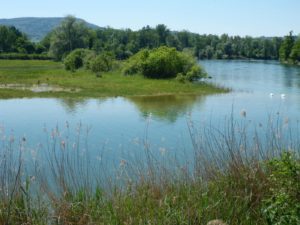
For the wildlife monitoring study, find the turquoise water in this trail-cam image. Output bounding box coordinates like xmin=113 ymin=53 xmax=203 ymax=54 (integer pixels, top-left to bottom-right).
xmin=1 ymin=60 xmax=300 ymax=165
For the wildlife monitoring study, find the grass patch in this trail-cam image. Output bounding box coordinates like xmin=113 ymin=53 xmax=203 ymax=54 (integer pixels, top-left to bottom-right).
xmin=0 ymin=60 xmax=228 ymax=99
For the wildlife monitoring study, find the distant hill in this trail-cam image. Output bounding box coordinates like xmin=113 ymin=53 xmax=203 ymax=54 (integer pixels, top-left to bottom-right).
xmin=0 ymin=17 xmax=100 ymax=42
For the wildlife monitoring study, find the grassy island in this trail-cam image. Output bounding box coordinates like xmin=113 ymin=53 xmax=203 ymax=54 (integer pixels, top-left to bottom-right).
xmin=0 ymin=59 xmax=227 ymax=99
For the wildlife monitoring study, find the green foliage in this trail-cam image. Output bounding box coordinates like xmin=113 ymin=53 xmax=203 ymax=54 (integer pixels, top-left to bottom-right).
xmin=35 ymin=43 xmax=46 ymax=54
xmin=0 ymin=25 xmax=37 ymax=54
xmin=90 ymin=51 xmax=115 ymax=75
xmin=122 ymin=49 xmax=149 ymax=75
xmin=2 ymin=17 xmax=291 ymax=62
xmin=0 ymin=59 xmax=225 ymax=98
xmin=262 ymin=152 xmax=300 ymax=225
xmin=49 ymin=16 xmax=90 ymax=60
xmin=45 ymin=18 xmax=286 ymax=62
xmin=124 ymin=46 xmax=206 ymax=81
xmin=175 ymin=73 xmax=186 ymax=83
xmin=278 ymin=32 xmax=300 ymax=65
xmin=290 ymin=37 xmax=300 ymax=63
xmin=279 ymin=31 xmax=295 ymax=62
xmin=82 ymin=50 xmax=96 ymax=70
xmin=0 ymin=176 xmax=48 ymax=225
xmin=141 ymin=47 xmax=182 ymax=78
xmin=0 ymin=53 xmax=51 ymax=60
xmin=63 ymin=49 xmax=93 ymax=72
xmin=186 ymin=65 xmax=206 ymax=81
xmin=0 ymin=17 xmax=99 ymax=42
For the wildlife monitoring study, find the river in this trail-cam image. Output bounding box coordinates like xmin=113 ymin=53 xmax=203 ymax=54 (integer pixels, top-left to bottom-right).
xmin=1 ymin=60 xmax=300 ymax=168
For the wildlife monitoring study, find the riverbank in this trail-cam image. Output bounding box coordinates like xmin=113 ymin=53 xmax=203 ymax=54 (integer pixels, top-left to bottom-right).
xmin=0 ymin=60 xmax=227 ymax=99
xmin=280 ymin=60 xmax=300 ymax=66
xmin=0 ymin=119 xmax=299 ymax=225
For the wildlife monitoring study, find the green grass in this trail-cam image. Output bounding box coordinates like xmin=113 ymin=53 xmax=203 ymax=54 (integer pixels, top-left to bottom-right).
xmin=0 ymin=60 xmax=228 ymax=98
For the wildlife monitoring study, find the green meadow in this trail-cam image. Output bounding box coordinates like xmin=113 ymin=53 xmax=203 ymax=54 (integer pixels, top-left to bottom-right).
xmin=0 ymin=60 xmax=227 ymax=99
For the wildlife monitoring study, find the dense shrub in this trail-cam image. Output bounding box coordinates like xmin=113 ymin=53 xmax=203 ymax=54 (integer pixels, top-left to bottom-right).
xmin=123 ymin=46 xmax=206 ymax=81
xmin=122 ymin=49 xmax=149 ymax=75
xmin=63 ymin=49 xmax=94 ymax=72
xmin=82 ymin=51 xmax=96 ymax=70
xmin=63 ymin=49 xmax=115 ymax=76
xmin=186 ymin=65 xmax=205 ymax=81
xmin=262 ymin=152 xmax=300 ymax=225
xmin=0 ymin=53 xmax=52 ymax=60
xmin=90 ymin=52 xmax=115 ymax=76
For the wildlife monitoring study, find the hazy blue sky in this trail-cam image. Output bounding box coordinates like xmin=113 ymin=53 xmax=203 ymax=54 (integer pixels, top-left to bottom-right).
xmin=1 ymin=0 xmax=299 ymax=36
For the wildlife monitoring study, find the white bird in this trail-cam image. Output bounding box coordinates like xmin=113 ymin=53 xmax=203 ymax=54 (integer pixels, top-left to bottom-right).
xmin=281 ymin=94 xmax=286 ymax=99
xmin=269 ymin=93 xmax=274 ymax=97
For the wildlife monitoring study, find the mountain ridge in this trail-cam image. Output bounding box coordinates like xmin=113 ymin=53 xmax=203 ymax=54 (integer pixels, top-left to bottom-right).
xmin=0 ymin=17 xmax=100 ymax=42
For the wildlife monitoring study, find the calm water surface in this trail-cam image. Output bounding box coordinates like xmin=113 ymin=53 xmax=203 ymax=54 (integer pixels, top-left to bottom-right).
xmin=1 ymin=60 xmax=300 ymax=163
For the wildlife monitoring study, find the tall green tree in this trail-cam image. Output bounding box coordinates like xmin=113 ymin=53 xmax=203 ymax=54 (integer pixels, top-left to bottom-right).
xmin=155 ymin=24 xmax=170 ymax=45
xmin=137 ymin=26 xmax=159 ymax=49
xmin=290 ymin=37 xmax=300 ymax=63
xmin=49 ymin=16 xmax=90 ymax=60
xmin=0 ymin=25 xmax=35 ymax=53
xmin=37 ymin=21 xmax=284 ymax=61
xmin=279 ymin=31 xmax=295 ymax=61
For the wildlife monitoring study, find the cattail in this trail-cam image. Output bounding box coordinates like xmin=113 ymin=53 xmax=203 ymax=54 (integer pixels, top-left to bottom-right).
xmin=207 ymin=219 xmax=227 ymax=225
xmin=240 ymin=109 xmax=246 ymax=117
xmin=120 ymin=159 xmax=127 ymax=167
xmin=61 ymin=140 xmax=66 ymax=149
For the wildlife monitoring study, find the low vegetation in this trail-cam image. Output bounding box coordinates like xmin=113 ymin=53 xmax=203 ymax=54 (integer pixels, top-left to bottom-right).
xmin=0 ymin=59 xmax=226 ymax=98
xmin=0 ymin=52 xmax=52 ymax=60
xmin=0 ymin=117 xmax=299 ymax=224
xmin=63 ymin=49 xmax=94 ymax=72
xmin=123 ymin=46 xmax=207 ymax=81
xmin=63 ymin=46 xmax=207 ymax=81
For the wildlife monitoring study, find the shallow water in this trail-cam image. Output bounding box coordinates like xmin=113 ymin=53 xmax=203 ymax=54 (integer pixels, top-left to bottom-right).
xmin=1 ymin=60 xmax=300 ymax=165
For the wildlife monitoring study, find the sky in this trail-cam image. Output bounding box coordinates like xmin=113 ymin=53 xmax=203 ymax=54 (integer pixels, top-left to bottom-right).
xmin=0 ymin=0 xmax=299 ymax=37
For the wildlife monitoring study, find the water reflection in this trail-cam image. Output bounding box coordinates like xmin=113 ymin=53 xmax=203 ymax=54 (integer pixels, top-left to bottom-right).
xmin=281 ymin=64 xmax=300 ymax=89
xmin=128 ymin=95 xmax=205 ymax=122
xmin=57 ymin=98 xmax=108 ymax=114
xmin=54 ymin=95 xmax=205 ymax=123
xmin=57 ymin=98 xmax=89 ymax=113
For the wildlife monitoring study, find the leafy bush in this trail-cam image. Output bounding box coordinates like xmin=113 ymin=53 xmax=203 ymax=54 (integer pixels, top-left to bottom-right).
xmin=123 ymin=46 xmax=206 ymax=81
xmin=63 ymin=49 xmax=115 ymax=76
xmin=83 ymin=51 xmax=96 ymax=70
xmin=122 ymin=49 xmax=149 ymax=75
xmin=64 ymin=49 xmax=94 ymax=72
xmin=186 ymin=65 xmax=206 ymax=81
xmin=90 ymin=52 xmax=115 ymax=76
xmin=175 ymin=73 xmax=186 ymax=83
xmin=262 ymin=152 xmax=300 ymax=225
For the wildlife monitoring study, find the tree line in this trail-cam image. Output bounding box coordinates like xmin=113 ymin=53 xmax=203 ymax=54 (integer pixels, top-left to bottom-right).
xmin=279 ymin=31 xmax=300 ymax=64
xmin=0 ymin=25 xmax=45 ymax=54
xmin=1 ymin=16 xmax=299 ymax=64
